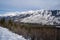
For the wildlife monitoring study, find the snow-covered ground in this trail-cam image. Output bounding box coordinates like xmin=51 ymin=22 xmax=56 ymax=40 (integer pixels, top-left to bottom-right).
xmin=0 ymin=26 xmax=26 ymax=40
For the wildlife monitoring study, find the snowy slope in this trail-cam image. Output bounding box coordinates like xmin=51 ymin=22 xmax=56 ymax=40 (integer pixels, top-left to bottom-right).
xmin=0 ymin=10 xmax=60 ymax=25
xmin=0 ymin=26 xmax=26 ymax=40
xmin=21 ymin=10 xmax=54 ymax=25
xmin=20 ymin=10 xmax=60 ymax=25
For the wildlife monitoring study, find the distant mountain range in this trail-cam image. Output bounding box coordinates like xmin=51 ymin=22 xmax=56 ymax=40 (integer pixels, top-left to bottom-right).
xmin=0 ymin=10 xmax=60 ymax=25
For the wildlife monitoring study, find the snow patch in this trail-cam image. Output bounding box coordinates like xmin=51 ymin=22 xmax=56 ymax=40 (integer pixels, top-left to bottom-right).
xmin=0 ymin=26 xmax=26 ymax=40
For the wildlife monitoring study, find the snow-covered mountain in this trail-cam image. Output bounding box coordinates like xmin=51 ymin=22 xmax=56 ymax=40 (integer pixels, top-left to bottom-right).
xmin=20 ymin=10 xmax=60 ymax=25
xmin=0 ymin=26 xmax=26 ymax=40
xmin=0 ymin=10 xmax=60 ymax=25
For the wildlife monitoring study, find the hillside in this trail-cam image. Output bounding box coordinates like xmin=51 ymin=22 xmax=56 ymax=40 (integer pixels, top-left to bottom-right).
xmin=0 ymin=10 xmax=60 ymax=25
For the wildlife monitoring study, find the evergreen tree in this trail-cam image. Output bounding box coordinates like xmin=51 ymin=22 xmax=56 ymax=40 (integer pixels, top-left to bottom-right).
xmin=0 ymin=17 xmax=5 ymax=26
xmin=8 ymin=19 xmax=13 ymax=26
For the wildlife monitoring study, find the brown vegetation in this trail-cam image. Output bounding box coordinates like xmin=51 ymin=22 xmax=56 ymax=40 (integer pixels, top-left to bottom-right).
xmin=0 ymin=17 xmax=60 ymax=40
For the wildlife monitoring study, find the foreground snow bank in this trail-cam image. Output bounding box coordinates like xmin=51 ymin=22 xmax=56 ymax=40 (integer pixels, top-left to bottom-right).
xmin=0 ymin=26 xmax=26 ymax=40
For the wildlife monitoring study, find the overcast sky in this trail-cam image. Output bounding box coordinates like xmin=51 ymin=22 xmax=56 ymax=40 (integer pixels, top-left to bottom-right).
xmin=0 ymin=0 xmax=60 ymax=14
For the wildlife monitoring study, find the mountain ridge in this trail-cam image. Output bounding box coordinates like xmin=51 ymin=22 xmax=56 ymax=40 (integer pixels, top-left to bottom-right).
xmin=0 ymin=10 xmax=60 ymax=25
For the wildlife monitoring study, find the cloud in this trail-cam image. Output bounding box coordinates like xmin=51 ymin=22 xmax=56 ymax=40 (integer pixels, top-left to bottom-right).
xmin=0 ymin=0 xmax=60 ymax=12
xmin=0 ymin=11 xmax=20 ymax=16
